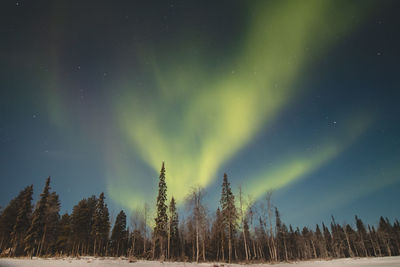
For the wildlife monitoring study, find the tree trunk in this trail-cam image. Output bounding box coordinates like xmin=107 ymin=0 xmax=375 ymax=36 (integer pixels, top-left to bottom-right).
xmin=228 ymin=223 xmax=232 ymax=263
xmin=243 ymin=231 xmax=249 ymax=261
xmin=132 ymin=235 xmax=136 ymax=257
xmin=221 ymin=237 xmax=225 ymax=262
xmin=192 ymin=239 xmax=195 ymax=261
xmin=93 ymin=238 xmax=97 ymax=256
xmin=196 ymin=218 xmax=199 ymax=263
xmin=252 ymin=239 xmax=257 ymax=260
xmin=151 ymin=237 xmax=155 ymax=259
xmin=310 ymin=239 xmax=317 ymax=259
xmin=344 ymin=228 xmax=354 ymax=257
xmin=168 ymin=221 xmax=171 ymax=260
xmin=202 ymin=237 xmax=205 ymax=262
xmin=159 ymin=236 xmax=163 ymax=259
xmin=284 ymin=237 xmax=289 ymax=261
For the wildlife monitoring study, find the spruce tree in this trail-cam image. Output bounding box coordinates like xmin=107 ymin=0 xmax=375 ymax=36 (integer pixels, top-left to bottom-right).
xmin=0 ymin=197 xmax=19 ymax=252
xmin=92 ymin=192 xmax=110 ymax=256
xmin=24 ymin=176 xmax=51 ymax=257
xmin=322 ymin=223 xmax=333 ymax=257
xmin=10 ymin=185 xmax=33 ymax=256
xmin=71 ymin=198 xmax=92 ymax=255
xmin=355 ymin=216 xmax=369 ymax=257
xmin=210 ymin=207 xmax=224 ymax=261
xmin=111 ymin=210 xmax=127 ymax=256
xmin=168 ymin=197 xmax=179 ymax=259
xmin=220 ymin=173 xmax=237 ymax=263
xmin=154 ymin=162 xmax=168 ymax=259
xmin=0 ymin=186 xmax=32 ymax=254
xmin=56 ymin=213 xmax=71 ymax=255
xmin=43 ymin=192 xmax=61 ymax=255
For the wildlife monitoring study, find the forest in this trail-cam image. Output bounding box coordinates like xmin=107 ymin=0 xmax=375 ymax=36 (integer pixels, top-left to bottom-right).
xmin=0 ymin=162 xmax=399 ymax=263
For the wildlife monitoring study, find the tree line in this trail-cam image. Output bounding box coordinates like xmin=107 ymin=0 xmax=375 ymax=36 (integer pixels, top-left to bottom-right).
xmin=0 ymin=163 xmax=399 ymax=263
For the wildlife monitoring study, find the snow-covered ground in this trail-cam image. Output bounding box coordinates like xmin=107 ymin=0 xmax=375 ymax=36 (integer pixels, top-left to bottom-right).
xmin=1 ymin=257 xmax=400 ymax=267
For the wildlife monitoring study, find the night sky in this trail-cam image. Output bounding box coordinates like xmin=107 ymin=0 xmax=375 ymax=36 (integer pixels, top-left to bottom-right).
xmin=1 ymin=0 xmax=399 ymax=228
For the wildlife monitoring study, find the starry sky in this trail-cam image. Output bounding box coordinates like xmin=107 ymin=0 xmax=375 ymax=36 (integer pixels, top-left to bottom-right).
xmin=1 ymin=0 xmax=399 ymax=228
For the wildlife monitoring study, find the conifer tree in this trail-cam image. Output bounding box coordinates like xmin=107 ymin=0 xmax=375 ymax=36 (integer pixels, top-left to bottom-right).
xmin=210 ymin=207 xmax=224 ymax=261
xmin=111 ymin=210 xmax=127 ymax=256
xmin=220 ymin=173 xmax=237 ymax=263
xmin=322 ymin=223 xmax=333 ymax=257
xmin=10 ymin=185 xmax=33 ymax=256
xmin=43 ymin=192 xmax=61 ymax=255
xmin=56 ymin=213 xmax=71 ymax=255
xmin=315 ymin=224 xmax=328 ymax=258
xmin=238 ymin=186 xmax=249 ymax=261
xmin=154 ymin=162 xmax=168 ymax=259
xmin=168 ymin=197 xmax=179 ymax=259
xmin=71 ymin=198 xmax=93 ymax=255
xmin=92 ymin=192 xmax=110 ymax=256
xmin=0 ymin=196 xmax=20 ymax=252
xmin=24 ymin=176 xmax=51 ymax=257
xmin=355 ymin=216 xmax=368 ymax=257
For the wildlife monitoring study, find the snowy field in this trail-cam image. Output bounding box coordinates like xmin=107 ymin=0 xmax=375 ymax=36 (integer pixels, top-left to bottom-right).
xmin=1 ymin=257 xmax=400 ymax=267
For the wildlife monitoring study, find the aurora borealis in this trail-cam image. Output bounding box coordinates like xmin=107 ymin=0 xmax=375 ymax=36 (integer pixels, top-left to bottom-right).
xmin=1 ymin=0 xmax=399 ymax=227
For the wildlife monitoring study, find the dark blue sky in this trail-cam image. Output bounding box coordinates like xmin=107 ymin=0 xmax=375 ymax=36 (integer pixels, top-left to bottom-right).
xmin=1 ymin=0 xmax=399 ymax=228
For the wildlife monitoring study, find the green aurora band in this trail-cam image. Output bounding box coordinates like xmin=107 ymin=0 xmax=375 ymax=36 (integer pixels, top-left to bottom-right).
xmin=106 ymin=1 xmax=373 ymax=210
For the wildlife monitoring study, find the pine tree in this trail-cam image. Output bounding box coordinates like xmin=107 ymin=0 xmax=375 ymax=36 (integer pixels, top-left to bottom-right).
xmin=220 ymin=173 xmax=237 ymax=263
xmin=10 ymin=185 xmax=33 ymax=256
xmin=111 ymin=210 xmax=127 ymax=256
xmin=24 ymin=176 xmax=51 ymax=257
xmin=154 ymin=162 xmax=168 ymax=259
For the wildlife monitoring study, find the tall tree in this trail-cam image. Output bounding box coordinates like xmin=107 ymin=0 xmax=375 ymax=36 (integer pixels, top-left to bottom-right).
xmin=0 ymin=196 xmax=19 ymax=252
xmin=238 ymin=186 xmax=249 ymax=261
xmin=8 ymin=185 xmax=33 ymax=256
xmin=154 ymin=162 xmax=168 ymax=259
xmin=355 ymin=216 xmax=368 ymax=257
xmin=111 ymin=210 xmax=127 ymax=256
xmin=210 ymin=207 xmax=224 ymax=261
xmin=56 ymin=213 xmax=71 ymax=255
xmin=130 ymin=203 xmax=150 ymax=257
xmin=70 ymin=196 xmax=97 ymax=256
xmin=220 ymin=173 xmax=237 ymax=263
xmin=186 ymin=187 xmax=207 ymax=262
xmin=168 ymin=197 xmax=180 ymax=259
xmin=0 ymin=186 xmax=33 ymax=256
xmin=24 ymin=177 xmax=51 ymax=257
xmin=92 ymin=192 xmax=110 ymax=256
xmin=43 ymin=192 xmax=61 ymax=255
xmin=265 ymin=191 xmax=277 ymax=261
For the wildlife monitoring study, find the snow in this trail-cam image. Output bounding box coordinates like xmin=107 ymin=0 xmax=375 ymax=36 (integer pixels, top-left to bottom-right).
xmin=0 ymin=257 xmax=400 ymax=267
